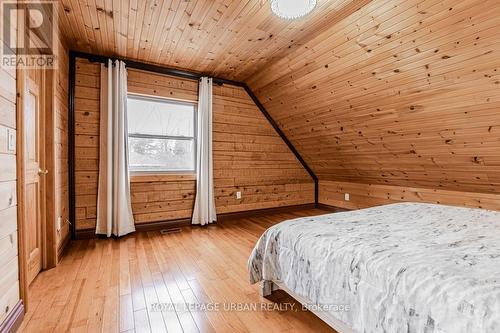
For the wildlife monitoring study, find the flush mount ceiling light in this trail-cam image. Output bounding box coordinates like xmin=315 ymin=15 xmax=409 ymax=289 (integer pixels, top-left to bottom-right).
xmin=270 ymin=0 xmax=317 ymax=19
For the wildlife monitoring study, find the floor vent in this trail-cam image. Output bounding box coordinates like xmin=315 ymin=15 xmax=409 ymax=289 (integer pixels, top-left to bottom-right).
xmin=160 ymin=228 xmax=181 ymax=235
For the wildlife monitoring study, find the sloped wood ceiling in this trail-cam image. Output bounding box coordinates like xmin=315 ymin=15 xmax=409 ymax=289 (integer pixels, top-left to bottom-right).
xmin=60 ymin=0 xmax=500 ymax=195
xmin=58 ymin=0 xmax=370 ymax=80
xmin=248 ymin=0 xmax=500 ymax=194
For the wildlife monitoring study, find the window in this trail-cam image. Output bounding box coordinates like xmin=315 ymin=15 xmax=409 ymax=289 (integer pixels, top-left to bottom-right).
xmin=127 ymin=95 xmax=196 ymax=173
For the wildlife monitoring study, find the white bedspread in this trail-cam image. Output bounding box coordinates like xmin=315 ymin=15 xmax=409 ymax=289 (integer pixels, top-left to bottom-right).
xmin=248 ymin=203 xmax=500 ymax=333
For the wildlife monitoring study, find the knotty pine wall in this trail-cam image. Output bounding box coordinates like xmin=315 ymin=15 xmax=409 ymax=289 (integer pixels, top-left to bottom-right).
xmin=74 ymin=59 xmax=100 ymax=230
xmin=212 ymin=82 xmax=313 ymax=213
xmin=247 ymin=0 xmax=500 ymax=210
xmin=0 ymin=30 xmax=20 ymax=325
xmin=320 ymin=181 xmax=500 ymax=211
xmin=74 ymin=59 xmax=313 ymax=230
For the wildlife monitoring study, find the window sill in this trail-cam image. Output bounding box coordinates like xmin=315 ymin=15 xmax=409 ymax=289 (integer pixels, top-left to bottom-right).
xmin=130 ymin=173 xmax=196 ymax=183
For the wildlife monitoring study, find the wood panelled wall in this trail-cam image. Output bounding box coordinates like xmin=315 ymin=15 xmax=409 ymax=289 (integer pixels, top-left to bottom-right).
xmin=212 ymin=82 xmax=313 ymax=214
xmin=0 ymin=32 xmax=20 ymax=325
xmin=74 ymin=59 xmax=313 ymax=230
xmin=249 ymin=0 xmax=500 ymax=199
xmin=74 ymin=59 xmax=100 ymax=230
xmin=320 ymin=181 xmax=500 ymax=211
xmin=130 ymin=174 xmax=196 ymax=224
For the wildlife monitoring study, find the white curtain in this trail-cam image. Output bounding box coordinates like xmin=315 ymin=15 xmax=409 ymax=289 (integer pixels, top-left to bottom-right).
xmin=96 ymin=60 xmax=136 ymax=237
xmin=192 ymin=77 xmax=217 ymax=225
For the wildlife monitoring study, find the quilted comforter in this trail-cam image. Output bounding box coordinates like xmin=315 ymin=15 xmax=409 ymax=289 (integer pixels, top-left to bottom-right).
xmin=248 ymin=203 xmax=500 ymax=333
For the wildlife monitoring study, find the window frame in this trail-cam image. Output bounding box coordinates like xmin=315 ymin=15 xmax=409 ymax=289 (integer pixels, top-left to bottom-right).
xmin=127 ymin=93 xmax=198 ymax=175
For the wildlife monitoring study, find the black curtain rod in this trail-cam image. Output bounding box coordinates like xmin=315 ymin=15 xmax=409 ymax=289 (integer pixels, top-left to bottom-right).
xmin=70 ymin=51 xmax=244 ymax=87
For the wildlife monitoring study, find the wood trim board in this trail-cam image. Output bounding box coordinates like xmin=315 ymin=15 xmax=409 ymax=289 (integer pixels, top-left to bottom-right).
xmin=15 ymin=62 xmax=28 ymax=312
xmin=56 ymin=232 xmax=71 ymax=263
xmin=68 ymin=55 xmax=76 ymax=240
xmin=42 ymin=68 xmax=58 ymax=269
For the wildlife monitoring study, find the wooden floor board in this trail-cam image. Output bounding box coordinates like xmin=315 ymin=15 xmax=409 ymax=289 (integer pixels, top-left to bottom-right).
xmin=20 ymin=208 xmax=337 ymax=333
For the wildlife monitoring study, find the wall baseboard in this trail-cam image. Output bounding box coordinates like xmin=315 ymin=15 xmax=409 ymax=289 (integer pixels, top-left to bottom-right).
xmin=135 ymin=218 xmax=191 ymax=232
xmin=57 ymin=232 xmax=71 ymax=262
xmin=316 ymin=203 xmax=349 ymax=212
xmin=0 ymin=300 xmax=24 ymax=333
xmin=217 ymin=203 xmax=324 ymax=222
xmin=74 ymin=229 xmax=97 ymax=239
xmin=73 ymin=203 xmax=339 ymax=239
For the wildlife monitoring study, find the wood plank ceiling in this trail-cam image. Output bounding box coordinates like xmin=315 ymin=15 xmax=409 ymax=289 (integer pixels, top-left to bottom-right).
xmin=59 ymin=0 xmax=500 ymax=195
xmin=58 ymin=0 xmax=369 ymax=80
xmin=249 ymin=0 xmax=500 ymax=194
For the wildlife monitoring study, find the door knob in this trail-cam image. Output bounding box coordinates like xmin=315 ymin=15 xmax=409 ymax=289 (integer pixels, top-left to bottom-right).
xmin=38 ymin=168 xmax=48 ymax=175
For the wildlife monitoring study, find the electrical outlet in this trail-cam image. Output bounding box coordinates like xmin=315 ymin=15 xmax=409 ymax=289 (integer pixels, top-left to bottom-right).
xmin=344 ymin=193 xmax=350 ymax=201
xmin=235 ymin=191 xmax=242 ymax=200
xmin=57 ymin=216 xmax=62 ymax=231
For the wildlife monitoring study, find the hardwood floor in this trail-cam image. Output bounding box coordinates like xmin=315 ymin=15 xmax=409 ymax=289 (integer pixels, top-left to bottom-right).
xmin=19 ymin=208 xmax=337 ymax=333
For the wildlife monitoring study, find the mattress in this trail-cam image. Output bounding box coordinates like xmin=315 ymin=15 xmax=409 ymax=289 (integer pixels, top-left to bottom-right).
xmin=248 ymin=202 xmax=500 ymax=333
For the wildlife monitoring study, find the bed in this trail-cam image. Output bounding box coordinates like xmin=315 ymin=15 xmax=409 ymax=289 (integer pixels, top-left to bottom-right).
xmin=248 ymin=202 xmax=500 ymax=333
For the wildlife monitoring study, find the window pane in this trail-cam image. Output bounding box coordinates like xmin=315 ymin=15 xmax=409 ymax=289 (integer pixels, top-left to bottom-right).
xmin=129 ymin=137 xmax=195 ymax=171
xmin=128 ymin=96 xmax=195 ymax=137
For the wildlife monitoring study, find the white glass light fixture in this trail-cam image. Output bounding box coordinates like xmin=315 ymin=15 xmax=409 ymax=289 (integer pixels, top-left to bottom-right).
xmin=270 ymin=0 xmax=317 ymax=20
